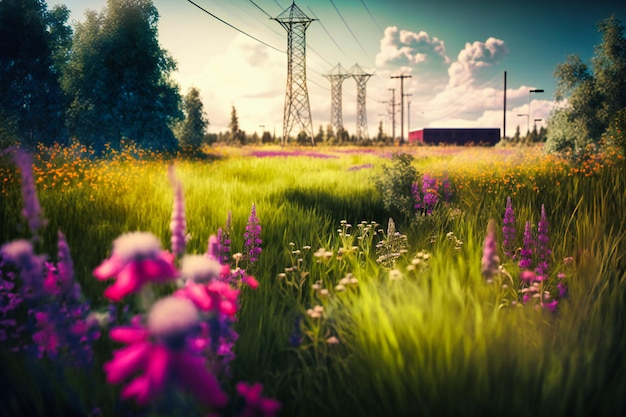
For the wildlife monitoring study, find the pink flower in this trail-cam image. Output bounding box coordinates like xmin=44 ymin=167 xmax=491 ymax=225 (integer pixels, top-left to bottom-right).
xmin=103 ymin=297 xmax=228 ymax=408
xmin=520 ymin=270 xmax=537 ymax=283
xmin=93 ymin=232 xmax=178 ymax=302
xmin=236 ymin=382 xmax=281 ymax=417
xmin=243 ymin=275 xmax=259 ymax=290
xmin=176 ymin=281 xmax=239 ymax=316
xmin=32 ymin=312 xmax=59 ymax=358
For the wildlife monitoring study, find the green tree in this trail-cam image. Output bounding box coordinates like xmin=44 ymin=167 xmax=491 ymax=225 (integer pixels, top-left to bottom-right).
xmin=228 ymin=105 xmax=242 ymax=144
xmin=376 ymin=121 xmax=386 ymax=142
xmin=512 ymin=125 xmax=521 ymax=144
xmin=315 ymin=125 xmax=324 ymax=144
xmin=177 ymin=87 xmax=208 ymax=150
xmin=63 ymin=0 xmax=182 ymax=152
xmin=0 ymin=0 xmax=68 ymax=147
xmin=546 ymin=15 xmax=626 ymax=154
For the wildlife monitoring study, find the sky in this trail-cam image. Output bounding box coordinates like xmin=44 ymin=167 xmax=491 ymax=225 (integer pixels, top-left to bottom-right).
xmin=57 ymin=0 xmax=626 ymax=138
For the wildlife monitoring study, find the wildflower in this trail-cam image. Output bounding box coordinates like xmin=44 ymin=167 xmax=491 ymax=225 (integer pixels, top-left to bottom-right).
xmin=520 ymin=270 xmax=537 ymax=283
xmin=326 ymin=336 xmax=340 ymax=344
xmin=519 ymin=222 xmax=533 ymax=270
xmin=313 ymin=248 xmax=333 ymax=261
xmin=236 ymin=382 xmax=282 ymax=417
xmin=306 ymin=305 xmax=323 ymax=319
xmin=217 ymin=211 xmax=232 ymax=265
xmin=176 ymin=280 xmax=239 ymax=317
xmin=481 ymin=219 xmax=500 ymax=281
xmin=502 ymin=196 xmax=516 ymax=258
xmin=169 ymin=166 xmax=186 ymax=257
xmin=422 ymin=174 xmax=440 ymax=214
xmin=180 ymin=255 xmax=227 ymax=284
xmin=535 ymin=205 xmax=551 ymax=277
xmin=14 ymin=150 xmax=44 ymax=235
xmin=243 ymin=204 xmax=262 ymax=268
xmin=103 ymin=297 xmax=228 ymax=407
xmin=93 ymin=232 xmax=178 ymax=302
xmin=389 ymin=269 xmax=402 ymax=281
xmin=1 ymin=239 xmax=45 ymax=298
xmin=206 ymin=235 xmax=220 ymax=261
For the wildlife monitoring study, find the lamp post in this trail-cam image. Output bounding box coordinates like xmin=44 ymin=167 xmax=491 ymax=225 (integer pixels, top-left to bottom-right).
xmin=528 ymin=89 xmax=544 ymax=134
xmin=533 ymin=118 xmax=542 ymax=130
xmin=517 ymin=114 xmax=528 ymax=134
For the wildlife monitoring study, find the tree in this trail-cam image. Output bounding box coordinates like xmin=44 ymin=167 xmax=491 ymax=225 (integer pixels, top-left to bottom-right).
xmin=376 ymin=121 xmax=387 ymax=142
xmin=228 ymin=106 xmax=242 ymax=144
xmin=0 ymin=0 xmax=68 ymax=147
xmin=177 ymin=87 xmax=208 ymax=150
xmin=546 ymin=15 xmax=626 ymax=154
xmin=315 ymin=125 xmax=324 ymax=144
xmin=512 ymin=125 xmax=521 ymax=144
xmin=63 ymin=0 xmax=182 ymax=152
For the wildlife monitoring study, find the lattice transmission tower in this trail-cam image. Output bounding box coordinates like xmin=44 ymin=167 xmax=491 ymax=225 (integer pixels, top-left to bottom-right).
xmin=350 ymin=63 xmax=373 ymax=140
xmin=323 ymin=63 xmax=351 ymax=134
xmin=273 ymin=2 xmax=316 ymax=145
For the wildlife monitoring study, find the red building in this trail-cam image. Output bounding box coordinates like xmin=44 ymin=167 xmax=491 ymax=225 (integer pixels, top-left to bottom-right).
xmin=408 ymin=128 xmax=501 ymax=146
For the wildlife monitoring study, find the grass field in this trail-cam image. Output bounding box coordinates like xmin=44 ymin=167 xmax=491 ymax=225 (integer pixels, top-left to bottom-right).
xmin=1 ymin=143 xmax=625 ymax=417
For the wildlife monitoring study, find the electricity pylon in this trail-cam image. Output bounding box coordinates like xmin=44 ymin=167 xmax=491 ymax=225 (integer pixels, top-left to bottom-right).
xmin=273 ymin=2 xmax=316 ymax=145
xmin=323 ymin=63 xmax=351 ymax=134
xmin=350 ymin=63 xmax=373 ymax=141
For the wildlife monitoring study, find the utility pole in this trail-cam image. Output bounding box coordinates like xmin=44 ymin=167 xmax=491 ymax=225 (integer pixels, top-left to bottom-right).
xmin=404 ymin=93 xmax=412 ymax=142
xmin=324 ymin=63 xmax=350 ymax=134
xmin=391 ymin=74 xmax=412 ymax=145
xmin=503 ymin=71 xmax=507 ymax=140
xmin=388 ymin=88 xmax=396 ymax=143
xmin=351 ymin=63 xmax=373 ymax=141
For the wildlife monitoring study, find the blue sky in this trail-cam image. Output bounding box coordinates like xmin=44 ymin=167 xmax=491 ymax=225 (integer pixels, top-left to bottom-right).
xmin=58 ymin=0 xmax=626 ymax=137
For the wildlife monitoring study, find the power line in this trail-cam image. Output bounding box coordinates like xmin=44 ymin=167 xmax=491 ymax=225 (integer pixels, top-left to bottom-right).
xmin=185 ymin=0 xmax=284 ymax=54
xmin=306 ymin=6 xmax=349 ymax=61
xmin=328 ymin=0 xmax=376 ymax=68
xmin=359 ymin=0 xmax=383 ymax=33
xmin=248 ymin=0 xmax=272 ymax=18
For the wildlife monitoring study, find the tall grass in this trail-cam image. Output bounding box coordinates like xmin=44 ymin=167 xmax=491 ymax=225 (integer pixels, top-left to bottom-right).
xmin=1 ymin=145 xmax=625 ymax=416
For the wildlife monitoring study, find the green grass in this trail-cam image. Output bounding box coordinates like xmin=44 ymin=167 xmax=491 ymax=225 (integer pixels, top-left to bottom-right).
xmin=1 ymin=145 xmax=625 ymax=417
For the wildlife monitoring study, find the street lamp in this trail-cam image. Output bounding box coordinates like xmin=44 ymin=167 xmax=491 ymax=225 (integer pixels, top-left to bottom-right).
xmin=528 ymin=89 xmax=544 ymax=134
xmin=533 ymin=118 xmax=542 ymax=130
xmin=517 ymin=113 xmax=528 ymax=134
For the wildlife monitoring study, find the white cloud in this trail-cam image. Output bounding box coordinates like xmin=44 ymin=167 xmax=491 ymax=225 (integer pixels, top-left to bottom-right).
xmin=375 ymin=26 xmax=450 ymax=70
xmin=447 ymin=37 xmax=509 ymax=88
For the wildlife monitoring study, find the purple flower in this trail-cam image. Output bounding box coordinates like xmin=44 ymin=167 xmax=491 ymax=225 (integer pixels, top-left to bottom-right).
xmin=535 ymin=205 xmax=551 ymax=276
xmin=218 ymin=211 xmax=232 ymax=265
xmin=502 ymin=196 xmax=516 ymax=258
xmin=1 ymin=239 xmax=46 ymax=299
xmin=481 ymin=219 xmax=500 ymax=280
xmin=421 ymin=174 xmax=439 ymax=214
xmin=441 ymin=174 xmax=453 ymax=202
xmin=519 ymin=222 xmax=533 ymax=270
xmin=236 ymin=382 xmax=282 ymax=417
xmin=243 ymin=204 xmax=262 ymax=268
xmin=168 ymin=166 xmax=186 ymax=257
xmin=14 ymin=150 xmax=45 ymax=236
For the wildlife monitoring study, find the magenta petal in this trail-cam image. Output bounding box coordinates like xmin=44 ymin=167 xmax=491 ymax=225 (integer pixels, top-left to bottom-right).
xmin=121 ymin=375 xmax=151 ymax=405
xmin=110 ymin=327 xmax=149 ymax=344
xmin=220 ymin=300 xmax=237 ymax=316
xmin=180 ymin=284 xmax=213 ymax=311
xmin=94 ymin=255 xmax=124 ymax=280
xmin=103 ymin=265 xmax=142 ymax=301
xmin=174 ymin=352 xmax=228 ymax=408
xmin=145 ymin=344 xmax=170 ymax=395
xmin=104 ymin=342 xmax=151 ymax=384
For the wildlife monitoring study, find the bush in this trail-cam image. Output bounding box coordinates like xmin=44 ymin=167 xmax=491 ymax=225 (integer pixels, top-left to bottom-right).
xmin=604 ymin=107 xmax=626 ymax=156
xmin=373 ymin=152 xmax=418 ymax=223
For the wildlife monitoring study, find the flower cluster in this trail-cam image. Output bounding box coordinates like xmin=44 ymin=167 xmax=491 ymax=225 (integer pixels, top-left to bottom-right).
xmin=97 ymin=166 xmax=276 ymax=415
xmin=243 ymin=203 xmax=262 ymax=269
xmin=502 ymin=196 xmax=516 ymax=258
xmin=375 ymin=218 xmax=408 ymax=268
xmin=0 ymin=153 xmax=98 ymax=365
xmin=412 ymin=173 xmax=453 ymax=216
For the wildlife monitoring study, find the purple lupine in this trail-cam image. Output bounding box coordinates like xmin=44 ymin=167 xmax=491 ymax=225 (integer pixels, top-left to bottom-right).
xmin=168 ymin=165 xmax=186 ymax=257
xmin=535 ymin=204 xmax=550 ymax=277
xmin=1 ymin=239 xmax=46 ymax=300
xmin=243 ymin=204 xmax=262 ymax=268
xmin=519 ymin=221 xmax=533 ymax=270
xmin=502 ymin=196 xmax=516 ymax=258
xmin=56 ymin=231 xmax=74 ymax=290
xmin=412 ymin=182 xmax=423 ymax=211
xmin=481 ymin=219 xmax=500 ymax=281
xmin=14 ymin=151 xmax=44 ymax=236
xmin=218 ymin=211 xmax=232 ymax=265
xmin=421 ymin=174 xmax=439 ymax=214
